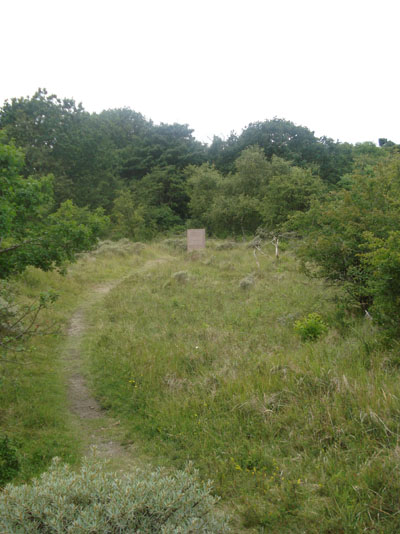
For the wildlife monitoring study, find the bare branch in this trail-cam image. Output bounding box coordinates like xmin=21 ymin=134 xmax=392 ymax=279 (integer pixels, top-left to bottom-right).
xmin=253 ymin=248 xmax=260 ymax=269
xmin=0 ymin=239 xmax=43 ymax=255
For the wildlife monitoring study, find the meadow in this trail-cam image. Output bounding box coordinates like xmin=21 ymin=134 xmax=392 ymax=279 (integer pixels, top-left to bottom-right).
xmin=2 ymin=239 xmax=400 ymax=532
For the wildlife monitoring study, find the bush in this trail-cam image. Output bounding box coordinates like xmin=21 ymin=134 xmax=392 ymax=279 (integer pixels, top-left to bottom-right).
xmin=361 ymin=231 xmax=400 ymax=333
xmin=0 ymin=436 xmax=20 ymax=487
xmin=294 ymin=313 xmax=328 ymax=341
xmin=0 ymin=456 xmax=230 ymax=533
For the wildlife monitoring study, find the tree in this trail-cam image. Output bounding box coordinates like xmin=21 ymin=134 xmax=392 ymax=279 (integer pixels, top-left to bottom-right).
xmin=209 ymin=194 xmax=263 ymax=236
xmin=208 ymin=119 xmax=355 ymax=184
xmin=187 ymin=147 xmax=324 ymax=237
xmin=232 ymin=145 xmax=271 ymax=197
xmin=132 ymin=166 xmax=189 ymax=229
xmin=261 ymin=156 xmax=325 ymax=229
xmin=112 ymin=189 xmax=155 ymax=240
xmin=288 ymin=153 xmax=400 ymax=311
xmin=114 ymin=121 xmax=207 ymax=184
xmin=186 ymin=163 xmax=222 ymax=228
xmin=0 ymin=89 xmax=119 ymax=210
xmin=0 ymin=136 xmax=110 ymax=359
xmin=0 ymin=135 xmax=109 ymax=278
xmin=361 ymin=231 xmax=400 ymax=331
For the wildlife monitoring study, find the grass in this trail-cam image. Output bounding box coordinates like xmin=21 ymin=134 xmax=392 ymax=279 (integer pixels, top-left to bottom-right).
xmin=2 ymin=238 xmax=400 ymax=532
xmin=82 ymin=240 xmax=400 ymax=533
xmin=0 ymin=239 xmax=150 ymax=482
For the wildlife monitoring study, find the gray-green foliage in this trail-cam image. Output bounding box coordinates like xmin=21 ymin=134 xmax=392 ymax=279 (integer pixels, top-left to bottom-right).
xmin=0 ymin=456 xmax=229 ymax=533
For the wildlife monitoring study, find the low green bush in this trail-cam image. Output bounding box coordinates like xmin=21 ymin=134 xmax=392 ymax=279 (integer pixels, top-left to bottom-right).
xmin=294 ymin=312 xmax=328 ymax=341
xmin=0 ymin=456 xmax=229 ymax=533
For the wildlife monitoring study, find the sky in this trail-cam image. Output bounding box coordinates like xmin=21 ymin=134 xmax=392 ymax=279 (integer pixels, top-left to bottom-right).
xmin=2 ymin=0 xmax=399 ymax=145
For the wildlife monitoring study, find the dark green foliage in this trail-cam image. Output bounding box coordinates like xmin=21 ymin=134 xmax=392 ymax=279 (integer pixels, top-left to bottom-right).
xmin=1 ymin=91 xmax=206 ymax=215
xmin=112 ymin=189 xmax=157 ymax=240
xmin=187 ymin=147 xmax=324 ymax=236
xmin=133 ymin=166 xmax=189 ymax=222
xmin=0 ymin=135 xmax=110 ymax=278
xmin=0 ymin=89 xmax=119 ymax=210
xmin=186 ymin=163 xmax=221 ymax=228
xmin=0 ymin=436 xmax=19 ymax=487
xmin=289 ymin=152 xmax=400 ymax=327
xmin=260 ymin=156 xmax=325 ymax=229
xmin=208 ymin=118 xmax=354 ymax=184
xmin=361 ymin=231 xmax=400 ymax=331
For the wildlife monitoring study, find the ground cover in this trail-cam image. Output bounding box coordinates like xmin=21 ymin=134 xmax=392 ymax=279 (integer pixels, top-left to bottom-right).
xmin=0 ymin=239 xmax=149 ymax=482
xmin=2 ymin=238 xmax=400 ymax=532
xmin=84 ymin=241 xmax=400 ymax=533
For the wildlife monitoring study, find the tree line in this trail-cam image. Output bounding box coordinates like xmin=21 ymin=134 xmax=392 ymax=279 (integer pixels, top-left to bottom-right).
xmin=1 ymin=88 xmax=400 ymax=333
xmin=0 ymin=88 xmax=361 ymax=239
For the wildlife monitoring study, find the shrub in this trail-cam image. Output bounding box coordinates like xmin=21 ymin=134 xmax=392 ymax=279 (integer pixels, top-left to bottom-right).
xmin=294 ymin=313 xmax=328 ymax=341
xmin=239 ymin=274 xmax=255 ymax=289
xmin=0 ymin=436 xmax=20 ymax=487
xmin=172 ymin=271 xmax=189 ymax=283
xmin=0 ymin=456 xmax=230 ymax=533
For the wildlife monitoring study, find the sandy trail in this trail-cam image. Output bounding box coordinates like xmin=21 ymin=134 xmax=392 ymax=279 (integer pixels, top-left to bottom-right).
xmin=63 ymin=282 xmax=134 ymax=466
xmin=62 ymin=257 xmax=170 ymax=467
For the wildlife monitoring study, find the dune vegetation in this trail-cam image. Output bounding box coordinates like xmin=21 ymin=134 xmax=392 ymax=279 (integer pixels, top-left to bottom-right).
xmin=2 ymin=90 xmax=400 ymax=532
xmin=3 ymin=238 xmax=399 ymax=531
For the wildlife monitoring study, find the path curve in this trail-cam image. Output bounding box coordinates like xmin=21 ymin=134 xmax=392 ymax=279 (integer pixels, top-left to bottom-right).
xmin=62 ymin=257 xmax=171 ymax=467
xmin=63 ymin=282 xmax=134 ymax=464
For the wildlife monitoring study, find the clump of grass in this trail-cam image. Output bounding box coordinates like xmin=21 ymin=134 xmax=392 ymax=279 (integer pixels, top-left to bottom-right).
xmin=172 ymin=271 xmax=189 ymax=283
xmin=91 ymin=238 xmax=145 ymax=257
xmin=162 ymin=238 xmax=187 ymax=251
xmin=215 ymin=241 xmax=237 ymax=250
xmin=239 ymin=274 xmax=255 ymax=289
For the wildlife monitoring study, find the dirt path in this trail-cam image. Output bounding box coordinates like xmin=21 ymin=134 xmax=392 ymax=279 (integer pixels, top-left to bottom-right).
xmin=62 ymin=258 xmax=171 ymax=469
xmin=63 ymin=281 xmax=136 ymax=469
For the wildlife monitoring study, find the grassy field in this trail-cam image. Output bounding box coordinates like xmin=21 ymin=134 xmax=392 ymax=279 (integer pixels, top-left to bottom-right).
xmin=0 ymin=240 xmax=147 ymax=481
xmin=82 ymin=240 xmax=400 ymax=533
xmin=2 ymin=238 xmax=400 ymax=532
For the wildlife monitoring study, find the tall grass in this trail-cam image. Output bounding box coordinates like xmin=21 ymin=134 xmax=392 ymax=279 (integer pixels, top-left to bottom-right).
xmin=3 ymin=239 xmax=400 ymax=532
xmin=0 ymin=239 xmax=150 ymax=482
xmin=84 ymin=241 xmax=400 ymax=532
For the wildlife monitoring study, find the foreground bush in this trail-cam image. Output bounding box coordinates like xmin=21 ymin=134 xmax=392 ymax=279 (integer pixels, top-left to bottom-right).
xmin=0 ymin=457 xmax=229 ymax=533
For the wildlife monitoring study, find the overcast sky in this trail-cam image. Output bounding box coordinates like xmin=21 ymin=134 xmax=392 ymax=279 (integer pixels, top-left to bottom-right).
xmin=2 ymin=0 xmax=399 ymax=144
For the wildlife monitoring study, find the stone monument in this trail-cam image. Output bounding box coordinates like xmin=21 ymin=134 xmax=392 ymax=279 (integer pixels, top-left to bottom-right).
xmin=187 ymin=229 xmax=206 ymax=252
